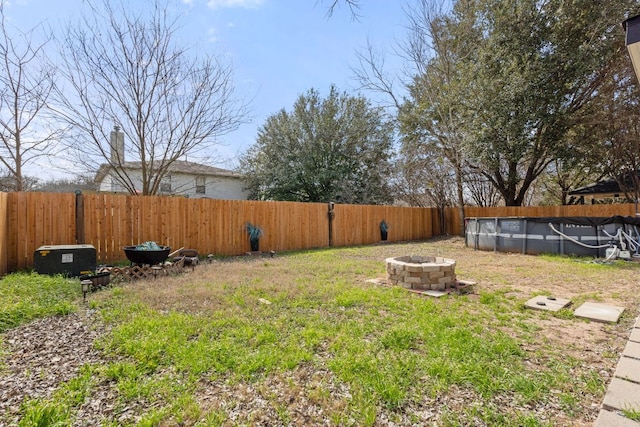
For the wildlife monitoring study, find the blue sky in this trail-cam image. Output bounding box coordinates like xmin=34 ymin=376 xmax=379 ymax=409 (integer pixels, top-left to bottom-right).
xmin=4 ymin=0 xmax=410 ymax=178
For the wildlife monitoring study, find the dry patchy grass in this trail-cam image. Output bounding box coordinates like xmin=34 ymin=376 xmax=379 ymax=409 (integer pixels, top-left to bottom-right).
xmin=16 ymin=236 xmax=640 ymax=426
xmin=91 ymin=237 xmax=640 ymax=424
xmin=126 ymin=236 xmax=640 ymax=314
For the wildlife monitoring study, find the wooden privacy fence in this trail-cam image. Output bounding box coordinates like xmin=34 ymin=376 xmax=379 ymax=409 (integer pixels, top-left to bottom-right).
xmin=443 ymin=204 xmax=638 ymax=236
xmin=80 ymin=194 xmax=331 ymax=263
xmin=0 ymin=192 xmax=443 ymax=273
xmin=0 ymin=191 xmax=637 ymax=275
xmin=4 ymin=192 xmax=76 ymax=275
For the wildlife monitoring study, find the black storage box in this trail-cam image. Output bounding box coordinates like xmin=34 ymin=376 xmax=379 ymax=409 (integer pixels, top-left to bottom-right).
xmin=34 ymin=245 xmax=97 ymax=277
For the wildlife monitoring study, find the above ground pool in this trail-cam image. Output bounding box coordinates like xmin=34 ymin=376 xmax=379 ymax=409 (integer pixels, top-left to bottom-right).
xmin=465 ymin=216 xmax=640 ymax=258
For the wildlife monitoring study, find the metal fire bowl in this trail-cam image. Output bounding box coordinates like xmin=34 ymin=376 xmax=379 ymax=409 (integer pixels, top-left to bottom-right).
xmin=123 ymin=246 xmax=171 ymax=265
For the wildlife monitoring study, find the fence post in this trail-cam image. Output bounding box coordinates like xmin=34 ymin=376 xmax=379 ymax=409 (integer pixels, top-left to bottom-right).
xmin=75 ymin=191 xmax=85 ymax=244
xmin=328 ymin=202 xmax=335 ymax=247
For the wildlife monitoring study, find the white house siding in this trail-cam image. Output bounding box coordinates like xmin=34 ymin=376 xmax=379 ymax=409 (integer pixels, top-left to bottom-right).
xmin=98 ymin=174 xmax=127 ymax=193
xmin=97 ymin=170 xmax=250 ymax=200
xmin=167 ymin=172 xmax=250 ymax=200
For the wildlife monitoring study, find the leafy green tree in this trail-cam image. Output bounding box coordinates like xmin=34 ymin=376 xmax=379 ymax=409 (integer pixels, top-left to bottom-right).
xmin=534 ymin=29 xmax=640 ymax=205
xmin=458 ymin=0 xmax=632 ymax=205
xmin=588 ymin=59 xmax=640 ymax=204
xmin=399 ymin=0 xmax=634 ymax=206
xmin=239 ymin=86 xmax=394 ymax=204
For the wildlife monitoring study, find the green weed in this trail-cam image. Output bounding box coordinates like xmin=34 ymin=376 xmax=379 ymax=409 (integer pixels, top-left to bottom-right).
xmin=622 ymin=407 xmax=640 ymax=421
xmin=55 ymin=364 xmax=96 ymax=406
xmin=0 ymin=273 xmax=79 ymax=332
xmin=19 ymin=399 xmax=70 ymax=427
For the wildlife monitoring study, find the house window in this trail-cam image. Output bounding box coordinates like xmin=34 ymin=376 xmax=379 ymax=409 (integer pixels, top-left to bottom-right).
xmin=160 ymin=175 xmax=171 ymax=193
xmin=196 ymin=176 xmax=206 ymax=194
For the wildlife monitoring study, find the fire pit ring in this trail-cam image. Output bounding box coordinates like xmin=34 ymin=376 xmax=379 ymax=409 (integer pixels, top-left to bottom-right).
xmin=386 ymin=256 xmax=456 ymax=291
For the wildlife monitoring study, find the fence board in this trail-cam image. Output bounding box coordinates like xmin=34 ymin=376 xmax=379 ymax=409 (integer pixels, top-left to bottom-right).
xmin=15 ymin=193 xmax=27 ymax=268
xmin=0 ymin=193 xmax=7 ymax=275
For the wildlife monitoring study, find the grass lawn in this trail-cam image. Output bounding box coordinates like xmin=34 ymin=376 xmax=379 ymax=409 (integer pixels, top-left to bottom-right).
xmin=1 ymin=237 xmax=639 ymax=426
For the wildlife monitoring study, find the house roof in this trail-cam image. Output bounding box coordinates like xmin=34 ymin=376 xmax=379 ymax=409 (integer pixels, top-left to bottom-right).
xmin=95 ymin=159 xmax=242 ymax=183
xmin=568 ymin=172 xmax=640 ymax=196
xmin=568 ymin=178 xmax=621 ymax=196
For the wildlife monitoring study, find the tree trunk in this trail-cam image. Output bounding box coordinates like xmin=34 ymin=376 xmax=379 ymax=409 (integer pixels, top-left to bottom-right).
xmin=455 ymin=166 xmax=465 ymax=236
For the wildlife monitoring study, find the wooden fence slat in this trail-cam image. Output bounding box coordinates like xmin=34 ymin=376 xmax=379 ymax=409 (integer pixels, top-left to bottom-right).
xmin=0 ymin=192 xmax=7 ymax=275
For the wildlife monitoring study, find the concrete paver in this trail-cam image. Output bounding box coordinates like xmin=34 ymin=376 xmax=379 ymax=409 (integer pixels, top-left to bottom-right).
xmin=594 ymin=409 xmax=640 ymax=427
xmin=422 ymin=290 xmax=447 ymax=298
xmin=614 ymin=356 xmax=640 ymax=384
xmin=573 ymin=302 xmax=624 ymax=323
xmin=524 ymin=295 xmax=571 ymax=312
xmin=593 ymin=411 xmax=640 ymax=427
xmin=602 ymin=377 xmax=640 ymax=412
xmin=596 ymin=307 xmax=640 ymax=425
xmin=623 ymin=341 xmax=640 ymax=360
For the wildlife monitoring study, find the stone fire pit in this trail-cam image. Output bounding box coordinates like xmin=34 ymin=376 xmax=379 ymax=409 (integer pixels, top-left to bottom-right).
xmin=386 ymin=256 xmax=456 ymax=291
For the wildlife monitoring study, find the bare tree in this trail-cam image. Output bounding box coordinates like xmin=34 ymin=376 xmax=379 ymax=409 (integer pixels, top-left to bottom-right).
xmin=0 ymin=4 xmax=62 ymax=191
xmin=36 ymin=174 xmax=96 ymax=193
xmin=0 ymin=173 xmax=38 ymax=191
xmin=52 ymin=0 xmax=248 ymax=196
xmin=321 ymin=0 xmax=360 ymax=19
xmin=353 ymin=0 xmax=469 ymax=233
xmin=464 ymin=169 xmax=501 ymax=207
xmin=352 ymin=41 xmax=403 ymax=111
xmin=391 ymin=145 xmax=457 ymax=209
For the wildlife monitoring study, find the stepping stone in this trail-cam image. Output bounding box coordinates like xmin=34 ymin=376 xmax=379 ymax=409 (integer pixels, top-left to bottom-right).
xmin=525 ymin=295 xmax=571 ymax=312
xmin=602 ymin=377 xmax=640 ymax=412
xmin=574 ymin=302 xmax=624 ymax=324
xmin=614 ymin=356 xmax=640 ymax=384
xmin=422 ymin=290 xmax=447 ymax=298
xmin=594 ymin=409 xmax=640 ymax=427
xmin=456 ymin=279 xmax=477 ymax=287
xmin=405 ymin=288 xmax=449 ymax=298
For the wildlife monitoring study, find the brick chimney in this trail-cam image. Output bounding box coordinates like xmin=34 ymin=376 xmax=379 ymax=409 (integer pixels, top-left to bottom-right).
xmin=110 ymin=125 xmax=124 ymax=164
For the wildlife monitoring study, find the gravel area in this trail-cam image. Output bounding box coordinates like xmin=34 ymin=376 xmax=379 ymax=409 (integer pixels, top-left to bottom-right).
xmin=0 ymin=310 xmax=111 ymax=426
